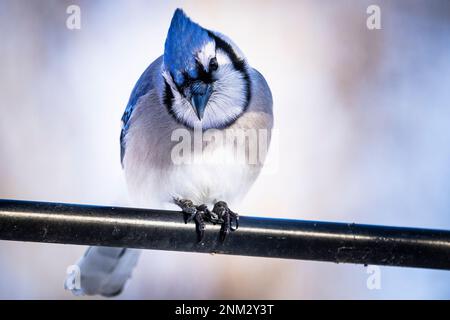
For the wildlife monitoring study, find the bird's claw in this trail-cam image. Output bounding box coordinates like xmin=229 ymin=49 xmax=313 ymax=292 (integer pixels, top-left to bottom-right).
xmin=175 ymin=199 xmax=239 ymax=242
xmin=175 ymin=199 xmax=206 ymax=241
xmin=175 ymin=199 xmax=196 ymax=221
xmin=212 ymin=201 xmax=239 ymax=241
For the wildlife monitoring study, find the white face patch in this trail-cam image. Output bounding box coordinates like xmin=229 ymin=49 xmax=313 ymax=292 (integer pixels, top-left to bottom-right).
xmin=163 ymin=48 xmax=249 ymax=130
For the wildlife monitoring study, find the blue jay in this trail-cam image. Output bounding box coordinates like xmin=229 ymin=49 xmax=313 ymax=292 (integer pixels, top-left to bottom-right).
xmin=66 ymin=8 xmax=273 ymax=297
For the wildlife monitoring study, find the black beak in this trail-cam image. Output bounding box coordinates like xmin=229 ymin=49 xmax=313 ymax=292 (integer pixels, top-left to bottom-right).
xmin=190 ymin=83 xmax=212 ymax=120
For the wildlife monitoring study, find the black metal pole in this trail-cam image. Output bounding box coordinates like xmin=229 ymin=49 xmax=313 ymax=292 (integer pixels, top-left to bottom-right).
xmin=0 ymin=199 xmax=449 ymax=270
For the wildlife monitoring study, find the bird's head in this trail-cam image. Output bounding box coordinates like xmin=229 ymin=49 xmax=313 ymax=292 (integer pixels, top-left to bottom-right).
xmin=162 ymin=9 xmax=251 ymax=129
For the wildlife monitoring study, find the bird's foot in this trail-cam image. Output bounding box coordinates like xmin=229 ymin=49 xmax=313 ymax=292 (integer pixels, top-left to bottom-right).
xmin=174 ymin=199 xmax=210 ymax=242
xmin=212 ymin=201 xmax=239 ymax=241
xmin=174 ymin=199 xmax=239 ymax=242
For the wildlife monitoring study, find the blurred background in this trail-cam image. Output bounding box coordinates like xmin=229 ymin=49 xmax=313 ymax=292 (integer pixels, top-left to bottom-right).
xmin=0 ymin=0 xmax=449 ymax=299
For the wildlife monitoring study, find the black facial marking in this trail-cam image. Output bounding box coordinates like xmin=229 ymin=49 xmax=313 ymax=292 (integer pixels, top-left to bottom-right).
xmin=209 ymin=57 xmax=218 ymax=71
xmin=163 ymin=79 xmax=176 ymax=118
xmin=195 ymin=60 xmax=214 ymax=84
xmin=208 ymin=32 xmax=244 ymax=71
xmin=208 ymin=31 xmax=252 ymax=112
xmin=173 ymin=66 xmax=214 ymax=98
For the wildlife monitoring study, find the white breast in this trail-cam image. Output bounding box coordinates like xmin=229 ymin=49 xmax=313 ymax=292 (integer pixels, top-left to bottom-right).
xmin=124 ymin=137 xmax=261 ymax=209
xmin=167 ymin=142 xmax=259 ymax=207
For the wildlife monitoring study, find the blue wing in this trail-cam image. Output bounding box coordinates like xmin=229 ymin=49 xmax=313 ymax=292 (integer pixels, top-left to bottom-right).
xmin=120 ymin=62 xmax=157 ymax=165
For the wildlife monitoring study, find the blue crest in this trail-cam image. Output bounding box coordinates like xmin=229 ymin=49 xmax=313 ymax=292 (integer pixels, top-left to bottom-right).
xmin=164 ymin=9 xmax=212 ymax=86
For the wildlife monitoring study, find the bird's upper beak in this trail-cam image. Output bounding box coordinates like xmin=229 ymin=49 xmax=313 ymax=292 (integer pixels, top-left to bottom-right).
xmin=190 ymin=83 xmax=213 ymax=120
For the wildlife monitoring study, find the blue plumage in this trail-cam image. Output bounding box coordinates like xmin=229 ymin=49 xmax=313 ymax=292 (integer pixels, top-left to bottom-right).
xmin=121 ymin=61 xmax=156 ymax=164
xmin=164 ymin=9 xmax=212 ymax=85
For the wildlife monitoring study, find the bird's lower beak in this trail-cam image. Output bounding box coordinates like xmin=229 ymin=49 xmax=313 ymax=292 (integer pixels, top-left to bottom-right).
xmin=190 ymin=84 xmax=212 ymax=120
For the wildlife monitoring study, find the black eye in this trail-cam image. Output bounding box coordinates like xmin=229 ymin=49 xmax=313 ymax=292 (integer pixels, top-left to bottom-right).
xmin=209 ymin=57 xmax=218 ymax=71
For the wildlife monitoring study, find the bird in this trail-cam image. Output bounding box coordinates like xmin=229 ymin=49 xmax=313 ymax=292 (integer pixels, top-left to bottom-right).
xmin=65 ymin=8 xmax=273 ymax=297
